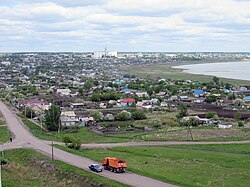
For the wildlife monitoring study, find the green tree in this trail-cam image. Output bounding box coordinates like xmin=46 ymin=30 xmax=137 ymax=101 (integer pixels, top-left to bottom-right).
xmin=131 ymin=110 xmax=146 ymax=120
xmin=115 ymin=111 xmax=131 ymax=121
xmin=89 ymin=111 xmax=104 ymax=122
xmin=78 ymin=88 xmax=83 ymax=96
xmin=44 ymin=104 xmax=61 ymax=131
xmin=176 ymin=103 xmax=188 ymax=119
xmin=206 ymin=111 xmax=217 ymax=119
xmin=205 ymin=95 xmax=217 ymax=103
xmin=90 ymin=93 xmax=101 ymax=102
xmin=212 ymin=76 xmax=219 ymax=85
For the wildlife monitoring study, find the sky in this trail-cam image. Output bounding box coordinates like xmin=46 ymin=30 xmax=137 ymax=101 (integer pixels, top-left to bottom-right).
xmin=0 ymin=0 xmax=250 ymax=52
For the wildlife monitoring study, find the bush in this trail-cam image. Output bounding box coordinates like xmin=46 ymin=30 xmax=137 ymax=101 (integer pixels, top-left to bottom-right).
xmin=104 ymin=114 xmax=115 ymax=121
xmin=89 ymin=111 xmax=104 ymax=122
xmin=206 ymin=111 xmax=217 ymax=119
xmin=131 ymin=110 xmax=146 ymax=120
xmin=64 ymin=137 xmax=81 ymax=150
xmin=238 ymin=121 xmax=244 ymax=127
xmin=115 ymin=110 xmax=131 ymax=121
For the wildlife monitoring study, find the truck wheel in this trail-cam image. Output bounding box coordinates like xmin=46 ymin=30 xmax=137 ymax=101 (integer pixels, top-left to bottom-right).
xmin=110 ymin=167 xmax=114 ymax=172
xmin=114 ymin=168 xmax=117 ymax=173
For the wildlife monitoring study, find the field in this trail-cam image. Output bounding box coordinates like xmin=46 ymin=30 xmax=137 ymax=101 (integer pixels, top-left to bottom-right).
xmin=58 ymin=144 xmax=250 ymax=187
xmin=0 ymin=112 xmax=10 ymax=143
xmin=1 ymin=149 xmax=129 ymax=187
xmin=121 ymin=61 xmax=250 ymax=85
xmin=22 ymin=118 xmax=250 ymax=143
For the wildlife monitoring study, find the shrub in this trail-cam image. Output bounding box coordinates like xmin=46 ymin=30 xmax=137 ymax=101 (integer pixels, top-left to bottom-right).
xmin=131 ymin=110 xmax=146 ymax=120
xmin=64 ymin=137 xmax=81 ymax=150
xmin=238 ymin=121 xmax=244 ymax=127
xmin=115 ymin=110 xmax=131 ymax=121
xmin=206 ymin=111 xmax=217 ymax=119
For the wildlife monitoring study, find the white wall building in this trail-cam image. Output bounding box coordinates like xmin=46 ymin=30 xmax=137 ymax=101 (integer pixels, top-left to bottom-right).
xmin=92 ymin=48 xmax=117 ymax=59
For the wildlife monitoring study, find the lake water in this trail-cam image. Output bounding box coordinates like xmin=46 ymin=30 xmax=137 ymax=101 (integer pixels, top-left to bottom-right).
xmin=173 ymin=61 xmax=250 ymax=81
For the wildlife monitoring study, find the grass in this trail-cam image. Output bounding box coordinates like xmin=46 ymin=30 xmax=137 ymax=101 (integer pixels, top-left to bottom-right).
xmin=121 ymin=61 xmax=250 ymax=85
xmin=1 ymin=148 xmax=129 ymax=187
xmin=0 ymin=120 xmax=10 ymax=143
xmin=21 ymin=118 xmax=250 ymax=143
xmin=57 ymin=144 xmax=250 ymax=187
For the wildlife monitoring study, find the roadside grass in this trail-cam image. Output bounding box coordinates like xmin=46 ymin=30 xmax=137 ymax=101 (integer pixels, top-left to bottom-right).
xmin=2 ymin=148 xmax=129 ymax=187
xmin=57 ymin=144 xmax=250 ymax=187
xmin=21 ymin=117 xmax=250 ymax=143
xmin=0 ymin=120 xmax=10 ymax=143
xmin=121 ymin=62 xmax=250 ymax=85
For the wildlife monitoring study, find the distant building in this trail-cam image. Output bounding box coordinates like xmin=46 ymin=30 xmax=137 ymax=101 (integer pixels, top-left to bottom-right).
xmin=92 ymin=48 xmax=117 ymax=59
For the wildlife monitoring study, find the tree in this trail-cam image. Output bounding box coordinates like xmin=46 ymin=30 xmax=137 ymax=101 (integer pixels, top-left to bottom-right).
xmin=115 ymin=110 xmax=131 ymax=121
xmin=44 ymin=104 xmax=61 ymax=131
xmin=206 ymin=111 xmax=217 ymax=119
xmin=131 ymin=110 xmax=146 ymax=120
xmin=212 ymin=76 xmax=219 ymax=85
xmin=90 ymin=93 xmax=101 ymax=102
xmin=89 ymin=111 xmax=104 ymax=122
xmin=78 ymin=88 xmax=83 ymax=96
xmin=234 ymin=111 xmax=241 ymax=121
xmin=84 ymin=79 xmax=94 ymax=90
xmin=63 ymin=136 xmax=81 ymax=150
xmin=147 ymin=87 xmax=153 ymax=98
xmin=205 ymin=95 xmax=217 ymax=103
xmin=176 ymin=103 xmax=188 ymax=119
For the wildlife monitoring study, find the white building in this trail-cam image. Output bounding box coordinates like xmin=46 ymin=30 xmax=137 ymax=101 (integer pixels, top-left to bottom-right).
xmin=1 ymin=61 xmax=11 ymax=66
xmin=92 ymin=48 xmax=117 ymax=59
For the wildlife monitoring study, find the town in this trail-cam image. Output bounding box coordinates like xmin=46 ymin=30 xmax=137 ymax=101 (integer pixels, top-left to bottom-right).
xmin=1 ymin=52 xmax=250 ymax=142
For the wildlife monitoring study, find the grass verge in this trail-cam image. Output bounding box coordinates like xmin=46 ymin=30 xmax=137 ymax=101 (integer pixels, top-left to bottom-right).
xmin=56 ymin=144 xmax=250 ymax=187
xmin=1 ymin=148 xmax=129 ymax=187
xmin=0 ymin=120 xmax=10 ymax=143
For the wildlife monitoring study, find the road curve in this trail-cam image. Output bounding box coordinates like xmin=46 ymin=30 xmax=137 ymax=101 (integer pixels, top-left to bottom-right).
xmin=0 ymin=101 xmax=176 ymax=187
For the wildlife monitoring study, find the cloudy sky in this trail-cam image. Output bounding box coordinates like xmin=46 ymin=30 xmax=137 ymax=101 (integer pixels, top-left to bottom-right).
xmin=1 ymin=0 xmax=250 ymax=52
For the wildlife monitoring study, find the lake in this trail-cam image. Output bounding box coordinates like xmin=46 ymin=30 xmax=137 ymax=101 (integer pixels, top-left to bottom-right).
xmin=173 ymin=61 xmax=250 ymax=81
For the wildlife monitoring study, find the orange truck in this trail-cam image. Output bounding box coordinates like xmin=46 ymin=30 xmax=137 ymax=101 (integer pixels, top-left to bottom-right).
xmin=102 ymin=157 xmax=127 ymax=173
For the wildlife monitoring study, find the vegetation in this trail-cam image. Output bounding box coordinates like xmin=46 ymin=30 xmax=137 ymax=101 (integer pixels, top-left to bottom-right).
xmin=0 ymin=121 xmax=10 ymax=143
xmin=21 ymin=118 xmax=250 ymax=143
xmin=131 ymin=110 xmax=147 ymax=120
xmin=44 ymin=104 xmax=61 ymax=131
xmin=2 ymin=149 xmax=128 ymax=187
xmin=58 ymin=144 xmax=250 ymax=187
xmin=63 ymin=136 xmax=81 ymax=150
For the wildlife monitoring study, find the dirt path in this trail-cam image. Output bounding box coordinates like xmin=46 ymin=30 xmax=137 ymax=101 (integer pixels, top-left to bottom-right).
xmin=0 ymin=101 xmax=176 ymax=187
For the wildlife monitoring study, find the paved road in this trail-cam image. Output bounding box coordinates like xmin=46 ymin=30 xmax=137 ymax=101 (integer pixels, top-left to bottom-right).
xmin=0 ymin=101 xmax=176 ymax=187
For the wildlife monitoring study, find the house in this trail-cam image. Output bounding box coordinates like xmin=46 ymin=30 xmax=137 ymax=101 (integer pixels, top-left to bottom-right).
xmin=120 ymin=98 xmax=136 ymax=107
xmin=218 ymin=122 xmax=232 ymax=129
xmin=70 ymin=103 xmax=85 ymax=109
xmin=135 ymin=92 xmax=149 ymax=98
xmin=179 ymin=96 xmax=189 ymax=102
xmin=61 ymin=111 xmax=76 ymax=118
xmin=79 ymin=117 xmax=95 ymax=126
xmin=156 ymin=92 xmax=166 ymax=98
xmin=193 ymin=89 xmax=204 ymax=97
xmin=60 ymin=116 xmax=80 ymax=126
xmin=120 ymin=88 xmax=131 ymax=94
xmin=244 ymin=96 xmax=250 ymax=103
xmin=56 ymin=88 xmax=71 ymax=96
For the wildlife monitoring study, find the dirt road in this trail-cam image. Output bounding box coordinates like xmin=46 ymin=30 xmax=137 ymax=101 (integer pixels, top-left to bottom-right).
xmin=0 ymin=101 xmax=176 ymax=187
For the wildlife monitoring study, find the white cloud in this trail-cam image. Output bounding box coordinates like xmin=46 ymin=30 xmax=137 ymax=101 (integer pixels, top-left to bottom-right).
xmin=0 ymin=0 xmax=250 ymax=52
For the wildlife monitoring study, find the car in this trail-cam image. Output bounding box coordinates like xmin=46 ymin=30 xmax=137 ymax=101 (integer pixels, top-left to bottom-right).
xmin=89 ymin=164 xmax=103 ymax=172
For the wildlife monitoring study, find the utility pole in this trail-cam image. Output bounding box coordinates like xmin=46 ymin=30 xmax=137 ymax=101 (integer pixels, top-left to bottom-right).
xmin=51 ymin=141 xmax=54 ymax=161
